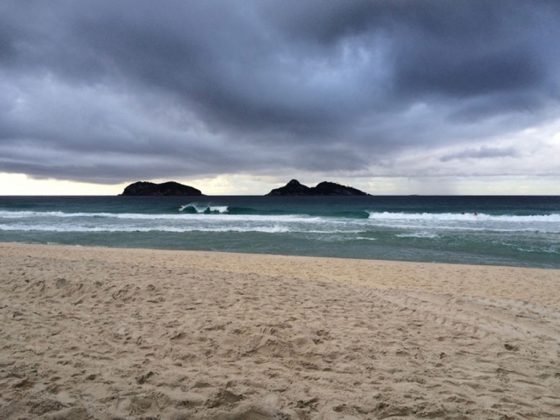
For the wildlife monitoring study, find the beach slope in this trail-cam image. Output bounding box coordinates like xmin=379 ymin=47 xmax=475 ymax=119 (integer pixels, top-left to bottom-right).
xmin=1 ymin=243 xmax=559 ymax=419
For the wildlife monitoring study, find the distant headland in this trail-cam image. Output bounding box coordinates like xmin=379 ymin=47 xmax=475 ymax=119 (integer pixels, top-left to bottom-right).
xmin=266 ymin=179 xmax=369 ymax=196
xmin=120 ymin=179 xmax=369 ymax=196
xmin=120 ymin=181 xmax=203 ymax=196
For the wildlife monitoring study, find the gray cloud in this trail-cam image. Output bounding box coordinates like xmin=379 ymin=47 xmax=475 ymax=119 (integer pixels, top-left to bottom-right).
xmin=0 ymin=0 xmax=559 ymax=184
xmin=440 ymin=146 xmax=519 ymax=162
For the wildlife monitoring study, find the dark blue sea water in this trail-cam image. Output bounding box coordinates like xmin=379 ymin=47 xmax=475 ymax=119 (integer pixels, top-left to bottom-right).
xmin=1 ymin=195 xmax=559 ymax=268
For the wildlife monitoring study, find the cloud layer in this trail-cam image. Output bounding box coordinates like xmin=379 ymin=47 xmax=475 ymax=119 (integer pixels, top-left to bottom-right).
xmin=0 ymin=0 xmax=559 ymax=184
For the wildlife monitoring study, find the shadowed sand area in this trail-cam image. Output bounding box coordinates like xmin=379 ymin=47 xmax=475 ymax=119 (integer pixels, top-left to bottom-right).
xmin=1 ymin=243 xmax=559 ymax=419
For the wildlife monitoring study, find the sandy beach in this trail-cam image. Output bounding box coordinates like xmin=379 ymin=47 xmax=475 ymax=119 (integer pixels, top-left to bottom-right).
xmin=1 ymin=243 xmax=559 ymax=419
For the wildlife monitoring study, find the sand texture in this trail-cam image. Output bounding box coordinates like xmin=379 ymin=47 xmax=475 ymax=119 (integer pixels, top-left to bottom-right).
xmin=1 ymin=243 xmax=560 ymax=419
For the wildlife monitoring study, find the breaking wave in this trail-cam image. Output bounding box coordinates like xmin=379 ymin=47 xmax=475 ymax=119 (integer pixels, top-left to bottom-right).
xmin=366 ymin=212 xmax=560 ymax=223
xmin=179 ymin=203 xmax=229 ymax=214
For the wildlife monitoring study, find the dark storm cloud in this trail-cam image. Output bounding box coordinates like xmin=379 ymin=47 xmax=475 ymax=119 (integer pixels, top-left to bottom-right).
xmin=0 ymin=0 xmax=559 ymax=183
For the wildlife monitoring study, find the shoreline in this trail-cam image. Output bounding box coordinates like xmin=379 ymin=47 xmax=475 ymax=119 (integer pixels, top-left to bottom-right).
xmin=1 ymin=240 xmax=558 ymax=271
xmin=1 ymin=242 xmax=560 ymax=418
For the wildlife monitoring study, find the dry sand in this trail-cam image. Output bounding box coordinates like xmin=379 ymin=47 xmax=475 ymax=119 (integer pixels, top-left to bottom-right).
xmin=0 ymin=242 xmax=559 ymax=419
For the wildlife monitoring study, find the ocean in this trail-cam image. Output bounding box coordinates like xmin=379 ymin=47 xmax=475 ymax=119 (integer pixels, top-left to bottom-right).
xmin=0 ymin=195 xmax=559 ymax=268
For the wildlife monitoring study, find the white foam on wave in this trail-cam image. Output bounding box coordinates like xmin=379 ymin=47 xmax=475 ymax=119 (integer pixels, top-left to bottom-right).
xmin=395 ymin=232 xmax=440 ymax=239
xmin=0 ymin=223 xmax=291 ymax=234
xmin=367 ymin=211 xmax=560 ymax=223
xmin=3 ymin=209 xmax=558 ymax=224
xmin=0 ymin=210 xmax=321 ymax=223
xmin=179 ymin=203 xmax=229 ymax=214
xmin=2 ymin=210 xmax=560 ymax=236
xmin=0 ymin=210 xmax=96 ymax=218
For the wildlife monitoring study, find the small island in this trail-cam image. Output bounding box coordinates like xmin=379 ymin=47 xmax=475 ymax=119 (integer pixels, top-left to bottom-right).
xmin=266 ymin=179 xmax=369 ymax=196
xmin=120 ymin=179 xmax=367 ymax=196
xmin=120 ymin=181 xmax=203 ymax=196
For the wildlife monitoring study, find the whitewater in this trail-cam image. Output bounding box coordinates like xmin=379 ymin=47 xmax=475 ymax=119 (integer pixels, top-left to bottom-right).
xmin=0 ymin=195 xmax=559 ymax=268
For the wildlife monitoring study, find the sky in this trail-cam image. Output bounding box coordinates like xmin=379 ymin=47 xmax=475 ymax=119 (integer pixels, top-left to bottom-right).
xmin=1 ymin=0 xmax=560 ymax=195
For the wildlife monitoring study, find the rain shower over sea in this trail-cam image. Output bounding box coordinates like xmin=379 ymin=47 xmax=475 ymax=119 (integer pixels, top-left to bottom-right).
xmin=0 ymin=195 xmax=559 ymax=268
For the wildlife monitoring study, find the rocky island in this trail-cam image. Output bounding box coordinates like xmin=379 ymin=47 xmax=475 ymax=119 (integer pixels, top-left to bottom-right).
xmin=266 ymin=179 xmax=369 ymax=196
xmin=120 ymin=181 xmax=203 ymax=196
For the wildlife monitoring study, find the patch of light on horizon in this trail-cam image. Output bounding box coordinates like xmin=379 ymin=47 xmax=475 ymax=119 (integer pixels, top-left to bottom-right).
xmin=0 ymin=173 xmax=126 ymax=195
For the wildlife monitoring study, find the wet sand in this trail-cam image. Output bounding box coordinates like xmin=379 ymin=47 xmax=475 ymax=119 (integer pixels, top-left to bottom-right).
xmin=1 ymin=242 xmax=559 ymax=419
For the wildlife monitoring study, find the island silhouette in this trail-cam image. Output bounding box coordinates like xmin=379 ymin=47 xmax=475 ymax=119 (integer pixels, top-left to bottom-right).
xmin=120 ymin=179 xmax=369 ymax=196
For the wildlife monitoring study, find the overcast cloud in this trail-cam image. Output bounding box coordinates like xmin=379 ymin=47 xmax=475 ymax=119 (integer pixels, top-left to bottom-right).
xmin=0 ymin=0 xmax=559 ymax=185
